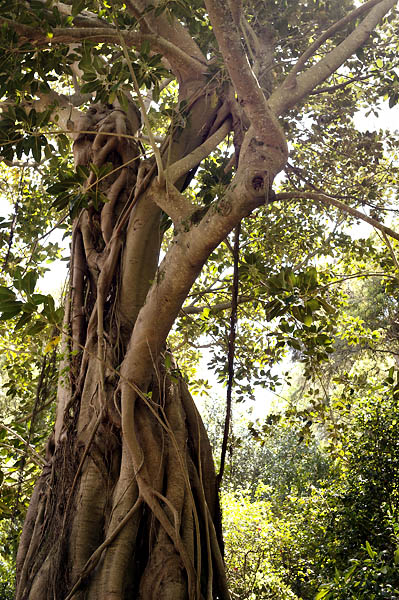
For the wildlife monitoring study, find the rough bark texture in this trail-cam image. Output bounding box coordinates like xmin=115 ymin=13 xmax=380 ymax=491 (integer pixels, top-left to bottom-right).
xmin=15 ymin=104 xmax=229 ymax=600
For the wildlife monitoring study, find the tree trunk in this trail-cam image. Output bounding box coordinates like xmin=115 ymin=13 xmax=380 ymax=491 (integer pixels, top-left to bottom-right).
xmin=15 ymin=104 xmax=230 ymax=600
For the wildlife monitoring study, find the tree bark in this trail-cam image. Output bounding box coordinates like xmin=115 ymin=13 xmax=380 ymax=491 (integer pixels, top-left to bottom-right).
xmin=15 ymin=104 xmax=230 ymax=600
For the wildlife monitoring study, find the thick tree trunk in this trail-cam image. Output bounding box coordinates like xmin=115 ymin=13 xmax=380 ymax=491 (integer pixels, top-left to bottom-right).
xmin=15 ymin=104 xmax=229 ymax=600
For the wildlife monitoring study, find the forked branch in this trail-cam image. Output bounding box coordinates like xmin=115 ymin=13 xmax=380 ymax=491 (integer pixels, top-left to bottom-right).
xmin=283 ymin=0 xmax=389 ymax=87
xmin=269 ymin=0 xmax=397 ymax=115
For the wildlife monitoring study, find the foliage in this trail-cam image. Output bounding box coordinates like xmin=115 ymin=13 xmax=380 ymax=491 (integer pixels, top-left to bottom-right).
xmin=222 ymin=488 xmax=301 ymax=600
xmin=316 ymin=543 xmax=399 ymax=600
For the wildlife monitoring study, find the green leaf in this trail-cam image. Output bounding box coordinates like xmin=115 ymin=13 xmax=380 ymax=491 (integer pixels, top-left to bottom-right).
xmin=365 ymin=541 xmax=376 ymax=559
xmin=31 ymin=293 xmax=50 ymax=305
xmin=0 ymin=298 xmax=23 ymax=312
xmin=318 ymin=297 xmax=336 ymax=314
xmin=306 ymin=299 xmax=320 ymax=312
xmin=31 ymin=136 xmax=42 ymax=162
xmin=21 ymin=302 xmax=37 ymax=314
xmin=315 ymin=589 xmax=331 ymax=600
xmin=200 ymin=307 xmax=210 ymax=320
xmin=0 ymin=301 xmax=23 ymax=320
xmin=140 ymin=40 xmax=151 ymax=56
xmin=76 ymin=165 xmax=90 ymax=180
xmin=80 ymin=80 xmax=101 ymax=94
xmin=21 ymin=271 xmax=39 ymax=295
xmin=0 ymin=286 xmax=16 ymax=300
xmin=15 ymin=311 xmax=33 ymax=330
xmin=25 ymin=320 xmax=47 ymax=335
xmin=344 ymin=564 xmax=357 ymax=582
xmin=303 ymin=314 xmax=312 ymax=327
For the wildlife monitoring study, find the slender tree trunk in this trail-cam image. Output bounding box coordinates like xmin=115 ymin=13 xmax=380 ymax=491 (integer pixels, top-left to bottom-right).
xmin=15 ymin=104 xmax=229 ymax=600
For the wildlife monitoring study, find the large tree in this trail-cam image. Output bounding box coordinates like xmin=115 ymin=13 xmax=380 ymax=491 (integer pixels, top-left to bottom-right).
xmin=0 ymin=0 xmax=398 ymax=598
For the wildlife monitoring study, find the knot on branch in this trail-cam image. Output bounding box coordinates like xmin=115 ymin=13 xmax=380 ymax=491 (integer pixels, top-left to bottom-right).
xmin=245 ymin=169 xmax=270 ymax=203
xmin=252 ymin=174 xmax=265 ymax=192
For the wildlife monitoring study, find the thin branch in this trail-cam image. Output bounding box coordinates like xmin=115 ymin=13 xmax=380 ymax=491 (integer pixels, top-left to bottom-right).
xmin=50 ymin=27 xmax=206 ymax=78
xmin=0 ymin=13 xmax=206 ymax=78
xmin=0 ymin=443 xmax=44 ymax=468
xmin=36 ymin=0 xmax=109 ymax=28
xmin=308 ymin=73 xmax=374 ymax=95
xmin=0 ymin=17 xmax=38 ymax=38
xmin=284 ymin=0 xmax=386 ymax=86
xmin=217 ymin=222 xmax=240 ymax=487
xmin=124 ymin=0 xmax=206 ymax=69
xmin=0 ymin=423 xmax=46 ymax=466
xmin=276 ymin=191 xmax=399 ymax=242
xmin=319 ymin=271 xmax=397 ymax=290
xmin=269 ymin=0 xmax=397 ymax=115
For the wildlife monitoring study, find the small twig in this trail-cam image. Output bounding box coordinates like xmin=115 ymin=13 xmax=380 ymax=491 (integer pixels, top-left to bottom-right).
xmin=0 ymin=423 xmax=46 ymax=466
xmin=276 ymin=191 xmax=399 ymax=242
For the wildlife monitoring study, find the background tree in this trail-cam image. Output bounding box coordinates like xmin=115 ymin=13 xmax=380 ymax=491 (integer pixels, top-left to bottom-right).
xmin=0 ymin=0 xmax=398 ymax=599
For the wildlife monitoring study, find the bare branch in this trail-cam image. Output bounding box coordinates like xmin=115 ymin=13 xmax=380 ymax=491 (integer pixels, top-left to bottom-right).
xmin=204 ymin=0 xmax=287 ymax=177
xmin=0 ymin=16 xmax=40 ymax=39
xmin=26 ymin=90 xmax=82 ymax=134
xmin=269 ymin=0 xmax=397 ymax=115
xmin=37 ymin=0 xmax=109 ymax=27
xmin=276 ymin=191 xmax=399 ymax=242
xmin=308 ymin=73 xmax=373 ymax=95
xmin=124 ymin=0 xmax=206 ymax=72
